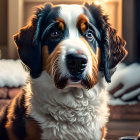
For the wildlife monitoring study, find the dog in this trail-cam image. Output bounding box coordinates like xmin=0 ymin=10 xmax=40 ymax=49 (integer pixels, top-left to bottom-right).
xmin=0 ymin=2 xmax=127 ymax=140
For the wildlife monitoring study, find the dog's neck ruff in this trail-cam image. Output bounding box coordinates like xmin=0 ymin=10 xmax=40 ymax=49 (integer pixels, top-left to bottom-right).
xmin=26 ymin=71 xmax=109 ymax=140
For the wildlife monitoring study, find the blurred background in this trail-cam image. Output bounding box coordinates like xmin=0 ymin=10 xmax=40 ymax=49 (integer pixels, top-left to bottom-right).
xmin=0 ymin=0 xmax=140 ymax=139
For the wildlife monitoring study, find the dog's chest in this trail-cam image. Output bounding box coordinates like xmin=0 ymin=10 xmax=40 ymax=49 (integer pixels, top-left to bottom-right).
xmin=31 ymin=110 xmax=101 ymax=140
xmin=41 ymin=120 xmax=101 ymax=140
xmin=30 ymin=102 xmax=105 ymax=140
xmin=29 ymin=77 xmax=109 ymax=140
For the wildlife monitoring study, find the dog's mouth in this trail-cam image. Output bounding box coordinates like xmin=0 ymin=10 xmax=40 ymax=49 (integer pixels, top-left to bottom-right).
xmin=67 ymin=79 xmax=82 ymax=88
xmin=54 ymin=74 xmax=95 ymax=89
xmin=67 ymin=76 xmax=83 ymax=88
xmin=51 ymin=56 xmax=98 ymax=89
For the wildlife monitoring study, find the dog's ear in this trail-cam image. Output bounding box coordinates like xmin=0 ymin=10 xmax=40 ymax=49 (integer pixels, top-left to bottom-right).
xmin=107 ymin=27 xmax=128 ymax=69
xmin=13 ymin=23 xmax=42 ymax=78
xmin=100 ymin=18 xmax=128 ymax=83
xmin=84 ymin=2 xmax=128 ymax=82
xmin=13 ymin=3 xmax=52 ymax=78
xmin=102 ymin=16 xmax=128 ymax=82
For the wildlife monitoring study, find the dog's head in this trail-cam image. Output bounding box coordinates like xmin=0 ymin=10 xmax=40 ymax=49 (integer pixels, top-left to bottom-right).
xmin=14 ymin=3 xmax=128 ymax=89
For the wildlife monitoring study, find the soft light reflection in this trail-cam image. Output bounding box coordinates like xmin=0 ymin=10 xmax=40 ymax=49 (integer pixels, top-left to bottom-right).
xmin=94 ymin=0 xmax=101 ymax=5
xmin=93 ymin=0 xmax=108 ymax=5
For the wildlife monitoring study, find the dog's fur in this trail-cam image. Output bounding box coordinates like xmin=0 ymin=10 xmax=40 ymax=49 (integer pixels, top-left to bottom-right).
xmin=0 ymin=2 xmax=127 ymax=140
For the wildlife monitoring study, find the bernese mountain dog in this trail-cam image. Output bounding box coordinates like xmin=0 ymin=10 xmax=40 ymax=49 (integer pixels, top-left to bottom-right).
xmin=0 ymin=2 xmax=127 ymax=140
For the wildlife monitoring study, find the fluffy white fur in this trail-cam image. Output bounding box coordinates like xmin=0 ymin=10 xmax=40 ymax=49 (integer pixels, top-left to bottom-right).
xmin=25 ymin=71 xmax=109 ymax=140
xmin=60 ymin=5 xmax=84 ymax=39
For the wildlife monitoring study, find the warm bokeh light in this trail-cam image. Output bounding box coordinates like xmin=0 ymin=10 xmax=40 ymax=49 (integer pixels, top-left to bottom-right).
xmin=94 ymin=0 xmax=101 ymax=5
xmin=94 ymin=0 xmax=108 ymax=5
xmin=138 ymin=133 xmax=140 ymax=137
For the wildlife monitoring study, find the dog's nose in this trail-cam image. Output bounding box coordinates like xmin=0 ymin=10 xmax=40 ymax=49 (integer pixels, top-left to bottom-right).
xmin=66 ymin=54 xmax=87 ymax=76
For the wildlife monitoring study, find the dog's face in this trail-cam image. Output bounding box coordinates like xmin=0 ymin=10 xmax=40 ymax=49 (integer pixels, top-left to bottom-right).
xmin=14 ymin=3 xmax=128 ymax=89
xmin=41 ymin=4 xmax=101 ymax=89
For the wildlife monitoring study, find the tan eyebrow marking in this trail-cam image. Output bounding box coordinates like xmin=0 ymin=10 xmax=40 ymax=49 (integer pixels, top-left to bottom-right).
xmin=56 ymin=18 xmax=65 ymax=31
xmin=77 ymin=14 xmax=88 ymax=33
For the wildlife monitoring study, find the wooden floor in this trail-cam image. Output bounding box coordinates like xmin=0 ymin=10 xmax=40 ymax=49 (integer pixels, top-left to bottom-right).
xmin=106 ymin=121 xmax=140 ymax=140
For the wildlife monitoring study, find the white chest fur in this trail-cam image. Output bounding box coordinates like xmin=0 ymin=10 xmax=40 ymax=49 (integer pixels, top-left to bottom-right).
xmin=27 ymin=71 xmax=109 ymax=140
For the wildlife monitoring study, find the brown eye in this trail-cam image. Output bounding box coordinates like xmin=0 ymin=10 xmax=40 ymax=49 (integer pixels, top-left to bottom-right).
xmin=50 ymin=31 xmax=61 ymax=38
xmin=86 ymin=30 xmax=94 ymax=41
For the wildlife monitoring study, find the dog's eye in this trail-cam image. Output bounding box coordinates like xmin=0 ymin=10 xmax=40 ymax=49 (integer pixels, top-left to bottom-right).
xmin=85 ymin=30 xmax=94 ymax=41
xmin=50 ymin=31 xmax=60 ymax=38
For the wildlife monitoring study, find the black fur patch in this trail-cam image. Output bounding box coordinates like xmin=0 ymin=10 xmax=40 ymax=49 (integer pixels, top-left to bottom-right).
xmin=14 ymin=3 xmax=61 ymax=78
xmin=0 ymin=105 xmax=9 ymax=140
xmin=11 ymin=92 xmax=27 ymax=139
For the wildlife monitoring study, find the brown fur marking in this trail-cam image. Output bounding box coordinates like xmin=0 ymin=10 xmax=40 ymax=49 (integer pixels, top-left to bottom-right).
xmin=42 ymin=45 xmax=64 ymax=88
xmin=56 ymin=18 xmax=65 ymax=31
xmin=100 ymin=126 xmax=107 ymax=140
xmin=77 ymin=14 xmax=88 ymax=33
xmin=42 ymin=45 xmax=61 ymax=75
xmin=24 ymin=118 xmax=41 ymax=140
xmin=5 ymin=97 xmax=19 ymax=140
xmin=42 ymin=45 xmax=49 ymax=71
xmin=108 ymin=27 xmax=128 ymax=69
xmin=81 ymin=37 xmax=100 ymax=89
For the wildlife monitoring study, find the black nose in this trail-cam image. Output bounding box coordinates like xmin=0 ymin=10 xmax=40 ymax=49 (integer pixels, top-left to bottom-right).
xmin=66 ymin=54 xmax=87 ymax=76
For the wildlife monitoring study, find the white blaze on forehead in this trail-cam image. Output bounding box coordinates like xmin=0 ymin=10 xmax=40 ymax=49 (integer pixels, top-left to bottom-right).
xmin=58 ymin=5 xmax=93 ymax=78
xmin=59 ymin=5 xmax=84 ymax=38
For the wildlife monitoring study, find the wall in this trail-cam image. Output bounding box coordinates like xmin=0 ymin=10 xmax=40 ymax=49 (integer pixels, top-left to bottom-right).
xmin=0 ymin=0 xmax=8 ymax=58
xmin=123 ymin=0 xmax=139 ymax=63
xmin=0 ymin=0 xmax=7 ymax=46
xmin=135 ymin=0 xmax=140 ymax=62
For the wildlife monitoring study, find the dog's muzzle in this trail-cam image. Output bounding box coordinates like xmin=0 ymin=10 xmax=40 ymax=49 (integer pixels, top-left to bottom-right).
xmin=66 ymin=53 xmax=87 ymax=82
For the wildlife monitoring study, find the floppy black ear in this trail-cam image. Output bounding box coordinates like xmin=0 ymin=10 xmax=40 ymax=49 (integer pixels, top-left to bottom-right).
xmin=102 ymin=17 xmax=128 ymax=82
xmin=13 ymin=24 xmax=42 ymax=78
xmin=84 ymin=2 xmax=128 ymax=82
xmin=13 ymin=3 xmax=52 ymax=78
